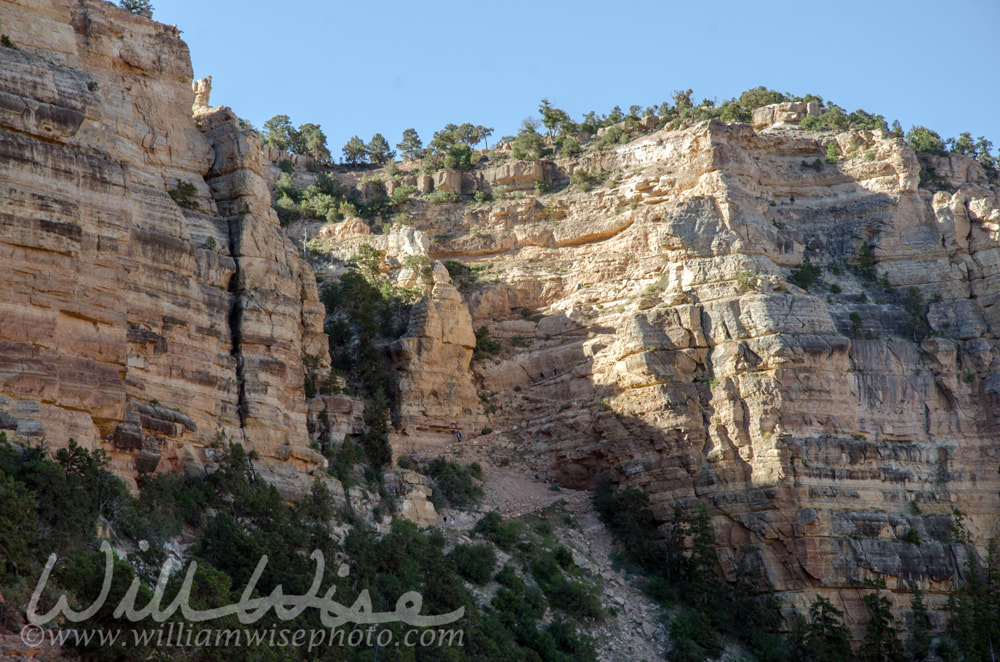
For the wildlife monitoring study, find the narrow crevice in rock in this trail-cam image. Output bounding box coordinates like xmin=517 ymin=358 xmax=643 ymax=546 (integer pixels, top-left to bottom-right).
xmin=225 ymin=218 xmax=247 ymax=429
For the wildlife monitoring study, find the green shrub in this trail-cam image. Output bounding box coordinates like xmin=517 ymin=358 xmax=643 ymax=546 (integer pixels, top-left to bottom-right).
xmin=426 ymin=190 xmax=460 ymax=204
xmin=571 ymin=167 xmax=601 ymax=191
xmin=473 ymin=326 xmax=501 ymax=359
xmin=825 ymin=142 xmax=840 ymax=164
xmin=449 ymin=543 xmax=496 ymax=585
xmin=167 ymin=180 xmax=199 ymax=210
xmin=530 ymin=552 xmax=603 ymax=620
xmin=853 ymin=243 xmax=877 ymax=282
xmin=119 ymin=0 xmax=153 ymax=13
xmin=558 ymin=136 xmax=582 ymax=157
xmin=474 ymin=511 xmax=519 ymax=550
xmin=789 ymin=257 xmax=822 ymax=290
xmin=901 ymin=529 xmax=921 ymax=545
xmin=328 ymin=438 xmax=360 ymax=488
xmin=595 ymin=126 xmax=629 ymax=150
xmin=444 ymin=259 xmax=470 ymax=280
xmin=906 ymin=126 xmax=947 ymax=155
xmin=510 ymin=334 xmax=530 ymax=347
xmin=443 ymin=143 xmax=474 ymax=171
xmin=801 ymin=158 xmax=824 ymax=172
xmin=390 ymin=184 xmax=416 ymax=206
xmin=425 ymin=457 xmax=483 ymax=508
xmin=901 ymin=286 xmax=931 ymax=341
xmin=849 ymin=311 xmax=863 ymax=338
xmin=512 ymin=128 xmax=546 ymax=161
xmin=534 ymin=179 xmax=551 ymax=194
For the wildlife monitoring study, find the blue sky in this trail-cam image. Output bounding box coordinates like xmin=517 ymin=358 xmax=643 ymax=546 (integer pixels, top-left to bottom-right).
xmin=156 ymin=0 xmax=998 ymax=160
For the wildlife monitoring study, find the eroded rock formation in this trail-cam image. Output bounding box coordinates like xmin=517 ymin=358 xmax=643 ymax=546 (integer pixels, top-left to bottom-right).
xmin=0 ymin=0 xmax=345 ymax=496
xmin=367 ymin=120 xmax=1000 ymax=627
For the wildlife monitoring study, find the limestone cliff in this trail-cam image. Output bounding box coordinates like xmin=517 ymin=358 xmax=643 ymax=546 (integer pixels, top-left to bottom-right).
xmin=3 ymin=0 xmax=1000 ymax=633
xmin=0 ymin=0 xmax=344 ymax=495
xmin=317 ymin=118 xmax=1000 ymax=627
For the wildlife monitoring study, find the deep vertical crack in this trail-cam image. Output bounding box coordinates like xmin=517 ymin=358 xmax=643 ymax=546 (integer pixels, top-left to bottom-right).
xmin=226 ymin=216 xmax=247 ymax=428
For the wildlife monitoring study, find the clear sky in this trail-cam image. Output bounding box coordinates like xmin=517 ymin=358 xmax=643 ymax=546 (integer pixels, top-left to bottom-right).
xmin=154 ymin=0 xmax=998 ymax=160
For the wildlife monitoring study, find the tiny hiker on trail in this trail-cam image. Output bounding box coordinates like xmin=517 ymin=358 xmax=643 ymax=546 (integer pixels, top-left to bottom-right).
xmin=455 ymin=430 xmax=462 ymax=443
xmin=539 ymin=372 xmax=545 ymax=382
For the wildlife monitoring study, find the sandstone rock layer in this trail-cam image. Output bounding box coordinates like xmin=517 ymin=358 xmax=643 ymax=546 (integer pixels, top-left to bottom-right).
xmin=0 ymin=0 xmax=337 ymax=491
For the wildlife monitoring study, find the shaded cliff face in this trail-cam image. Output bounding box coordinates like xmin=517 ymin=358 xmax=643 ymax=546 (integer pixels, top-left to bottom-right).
xmin=0 ymin=0 xmax=332 ymax=491
xmin=361 ymin=120 xmax=1000 ymax=624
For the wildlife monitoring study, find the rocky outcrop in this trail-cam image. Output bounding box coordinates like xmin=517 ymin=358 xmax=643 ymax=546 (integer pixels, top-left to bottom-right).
xmin=0 ymin=0 xmax=344 ymax=493
xmin=398 ymin=121 xmax=1000 ymax=628
xmin=389 ymin=262 xmax=479 ymax=438
xmin=752 ymin=101 xmax=821 ymax=128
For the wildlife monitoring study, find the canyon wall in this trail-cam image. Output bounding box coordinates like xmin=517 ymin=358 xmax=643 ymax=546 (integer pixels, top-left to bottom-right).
xmin=3 ymin=0 xmax=999 ymax=631
xmin=385 ymin=120 xmax=1000 ymax=626
xmin=0 ymin=0 xmax=340 ymax=494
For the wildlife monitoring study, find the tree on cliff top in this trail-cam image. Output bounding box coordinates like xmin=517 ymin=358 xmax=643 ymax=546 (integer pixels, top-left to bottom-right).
xmin=262 ymin=116 xmax=331 ymax=163
xmin=396 ymin=128 xmax=423 ymax=160
xmin=263 ymin=115 xmax=296 ymax=151
xmin=342 ymin=135 xmax=368 ymax=165
xmin=297 ymin=123 xmax=330 ymax=163
xmin=366 ymin=133 xmax=395 ymax=165
xmin=119 ymin=0 xmax=153 ymax=14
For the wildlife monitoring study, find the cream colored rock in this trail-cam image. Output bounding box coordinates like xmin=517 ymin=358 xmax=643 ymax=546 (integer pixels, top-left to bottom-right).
xmin=417 ymin=173 xmax=434 ymax=193
xmin=433 ymin=169 xmax=463 ymax=193
xmin=390 ymin=119 xmax=1000 ymax=631
xmin=752 ymin=101 xmax=820 ymax=129
xmin=191 ymin=75 xmax=212 ymax=112
xmin=0 ymin=0 xmax=328 ymax=493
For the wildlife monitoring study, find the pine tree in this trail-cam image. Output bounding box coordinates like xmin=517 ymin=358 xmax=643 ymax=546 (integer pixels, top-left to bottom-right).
xmin=341 ymin=135 xmax=368 ymax=165
xmin=366 ymin=133 xmax=395 ymax=165
xmin=538 ymin=98 xmax=571 ymax=138
xmin=906 ymin=588 xmax=931 ymax=661
xmin=297 ymin=123 xmax=330 ymax=163
xmin=262 ymin=114 xmax=297 ymax=151
xmin=396 ymin=128 xmax=423 ymax=160
xmin=806 ymin=596 xmax=852 ymax=662
xmin=860 ymin=578 xmax=904 ymax=662
xmin=119 ymin=0 xmax=153 ymax=14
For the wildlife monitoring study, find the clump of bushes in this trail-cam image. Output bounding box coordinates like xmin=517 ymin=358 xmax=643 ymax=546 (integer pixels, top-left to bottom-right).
xmin=425 ymin=457 xmax=483 ymax=508
xmin=448 ymin=543 xmax=496 ymax=585
xmin=473 ymin=326 xmax=501 ymax=359
xmin=167 ymin=180 xmax=199 ymax=210
xmin=474 ymin=511 xmax=519 ymax=550
xmin=571 ymin=167 xmax=603 ymax=192
xmin=789 ymin=257 xmax=823 ymax=290
xmin=425 ymin=190 xmax=460 ymax=204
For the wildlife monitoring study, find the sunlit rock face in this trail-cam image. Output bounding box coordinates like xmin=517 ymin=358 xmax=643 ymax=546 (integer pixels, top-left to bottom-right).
xmin=408 ymin=118 xmax=999 ymax=626
xmin=0 ymin=0 xmax=343 ymax=494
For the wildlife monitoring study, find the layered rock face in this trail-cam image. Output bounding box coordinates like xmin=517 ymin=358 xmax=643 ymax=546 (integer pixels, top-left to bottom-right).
xmin=0 ymin=0 xmax=335 ymax=492
xmin=406 ymin=121 xmax=1000 ymax=624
